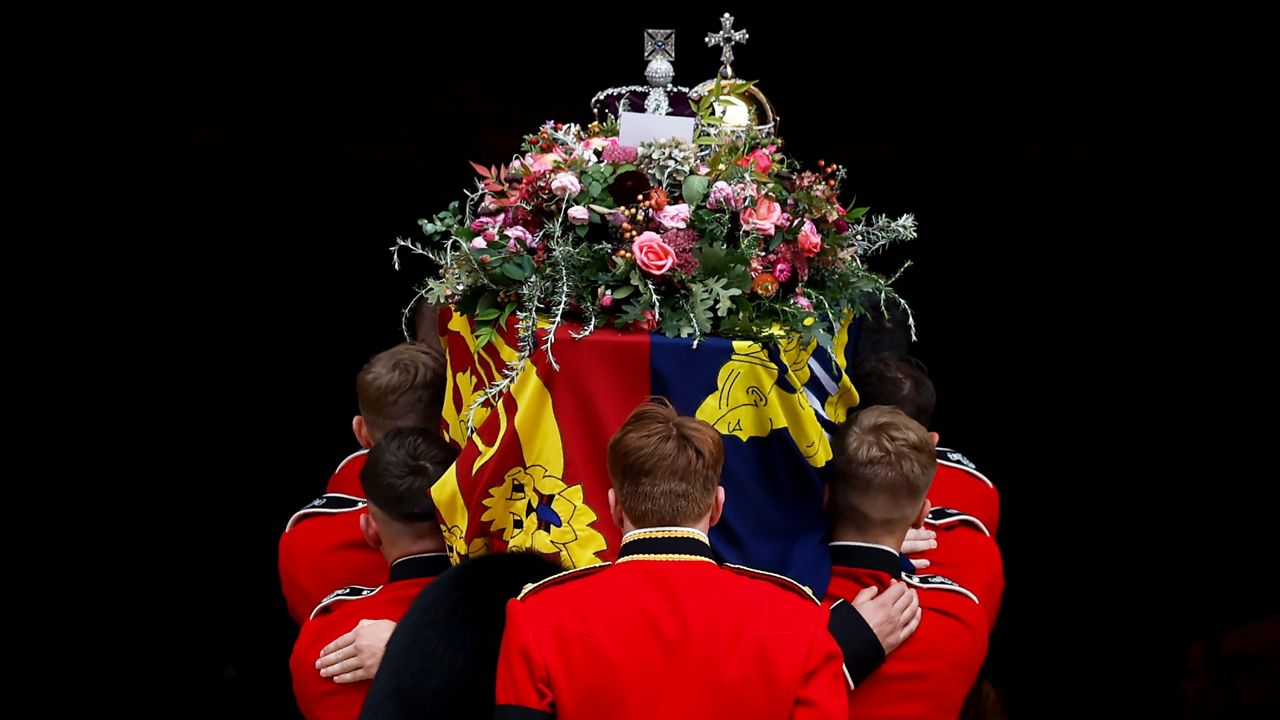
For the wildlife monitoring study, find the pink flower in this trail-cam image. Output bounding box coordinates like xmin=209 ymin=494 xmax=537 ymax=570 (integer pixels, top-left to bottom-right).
xmin=550 ymin=173 xmax=581 ymax=199
xmin=662 ymin=228 xmax=699 ymax=275
xmin=740 ymin=197 xmax=783 ymax=236
xmin=792 ymin=295 xmax=814 ymax=311
xmin=567 ymin=205 xmax=590 ymax=225
xmin=482 ymin=229 xmax=496 ymax=242
xmin=797 ymin=219 xmax=823 ymax=257
xmin=470 ymin=214 xmax=503 ymax=232
xmin=602 ymin=144 xmax=639 ymax=164
xmin=600 ymin=293 xmax=614 ymax=308
xmin=707 ymin=181 xmax=735 ymax=209
xmin=739 ymin=148 xmax=773 ymax=173
xmin=526 ymin=152 xmax=563 ymax=173
xmin=504 ymin=226 xmax=534 ymax=250
xmin=631 ymin=231 xmax=676 ymax=276
xmin=654 ymin=203 xmax=691 ymax=229
xmin=773 ymin=260 xmax=793 ymax=282
xmin=634 ymin=309 xmax=657 ymax=332
xmin=470 ymin=237 xmax=489 ymax=249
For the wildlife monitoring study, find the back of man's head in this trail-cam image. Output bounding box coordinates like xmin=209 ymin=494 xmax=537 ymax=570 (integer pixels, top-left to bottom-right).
xmin=607 ymin=398 xmax=724 ymax=528
xmin=829 ymin=405 xmax=936 ymax=537
xmin=356 ymin=343 xmax=447 ymax=444
xmin=360 ymin=426 xmax=456 ymax=532
xmin=852 ymin=353 xmax=936 ymax=428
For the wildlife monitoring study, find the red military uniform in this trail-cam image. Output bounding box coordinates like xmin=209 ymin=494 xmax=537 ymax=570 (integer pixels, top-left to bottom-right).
xmin=290 ymin=553 xmax=451 ymax=720
xmin=918 ymin=506 xmax=1005 ymax=629
xmin=494 ymin=528 xmax=848 ymax=720
xmin=824 ymin=542 xmax=988 ymax=720
xmin=325 ymin=449 xmax=368 ymax=497
xmin=930 ymin=447 xmax=1000 ymax=536
xmin=279 ymin=493 xmax=386 ymax=624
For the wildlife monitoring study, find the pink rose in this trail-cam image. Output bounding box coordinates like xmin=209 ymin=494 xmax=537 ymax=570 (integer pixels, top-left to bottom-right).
xmin=567 ymin=205 xmax=590 ymax=225
xmin=745 ymin=148 xmax=773 ymax=173
xmin=600 ymin=293 xmax=613 ymax=308
xmin=470 ymin=214 xmax=503 ymax=232
xmin=550 ymin=173 xmax=581 ymax=199
xmin=740 ymin=197 xmax=783 ymax=236
xmin=654 ymin=203 xmax=691 ymax=229
xmin=504 ymin=226 xmax=534 ymax=250
xmin=470 ymin=237 xmax=489 ymax=249
xmin=482 ymin=229 xmax=496 ymax=242
xmin=792 ymin=294 xmax=814 ymax=311
xmin=707 ymin=181 xmax=735 ymax=209
xmin=797 ymin=219 xmax=823 ymax=257
xmin=631 ymin=231 xmax=676 ymax=276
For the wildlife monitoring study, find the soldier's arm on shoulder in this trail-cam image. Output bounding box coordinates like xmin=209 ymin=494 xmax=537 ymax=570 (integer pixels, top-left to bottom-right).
xmin=827 ymin=599 xmax=886 ymax=688
xmin=792 ymin=616 xmax=851 ymax=719
xmin=493 ymin=598 xmax=554 ymax=720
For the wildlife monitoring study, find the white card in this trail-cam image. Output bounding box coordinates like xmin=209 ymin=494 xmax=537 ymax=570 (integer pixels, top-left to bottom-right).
xmin=618 ymin=111 xmax=697 ymax=146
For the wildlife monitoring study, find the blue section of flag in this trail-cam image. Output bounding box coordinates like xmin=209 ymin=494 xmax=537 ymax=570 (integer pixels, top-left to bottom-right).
xmin=650 ymin=333 xmax=854 ymax=597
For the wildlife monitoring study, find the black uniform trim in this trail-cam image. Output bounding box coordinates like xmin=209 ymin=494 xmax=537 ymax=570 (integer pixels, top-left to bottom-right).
xmin=309 ymin=584 xmax=381 ymax=620
xmin=517 ymin=562 xmax=610 ymax=600
xmin=828 ymin=599 xmax=886 ymax=689
xmin=388 ymin=553 xmax=452 ymax=584
xmin=829 ymin=544 xmax=902 ymax=579
xmin=284 ymin=493 xmax=366 ymax=531
xmin=493 ymin=705 xmax=553 ymax=720
xmin=616 ymin=534 xmax=716 ymax=562
xmin=925 ymin=507 xmax=991 ymax=536
xmin=935 ymin=447 xmax=994 ymax=488
xmin=903 ymin=573 xmax=980 ymax=604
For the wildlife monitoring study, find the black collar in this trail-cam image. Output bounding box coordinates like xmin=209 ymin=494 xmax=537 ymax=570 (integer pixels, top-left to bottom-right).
xmin=829 ymin=542 xmax=902 ymax=579
xmin=388 ymin=553 xmax=452 ymax=583
xmin=617 ymin=528 xmax=717 ymax=563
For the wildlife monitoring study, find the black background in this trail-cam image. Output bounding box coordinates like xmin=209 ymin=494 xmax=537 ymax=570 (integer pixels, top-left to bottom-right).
xmin=18 ymin=3 xmax=1278 ymax=717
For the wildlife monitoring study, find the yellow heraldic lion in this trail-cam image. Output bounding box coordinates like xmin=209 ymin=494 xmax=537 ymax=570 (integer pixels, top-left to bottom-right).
xmin=434 ymin=311 xmax=607 ymax=568
xmin=480 ymin=465 xmax=606 ymax=568
xmin=695 ymin=321 xmax=859 ymax=468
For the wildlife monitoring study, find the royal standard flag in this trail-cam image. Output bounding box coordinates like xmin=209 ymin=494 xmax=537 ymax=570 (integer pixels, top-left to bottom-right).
xmin=432 ymin=307 xmax=861 ymax=594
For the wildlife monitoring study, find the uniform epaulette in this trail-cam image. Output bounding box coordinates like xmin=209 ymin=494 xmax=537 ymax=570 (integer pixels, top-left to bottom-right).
xmin=723 ymin=564 xmax=818 ymax=604
xmin=925 ymin=507 xmax=991 ymax=536
xmin=309 ymin=584 xmax=382 ymax=619
xmin=902 ymin=572 xmax=980 ymax=604
xmin=935 ymin=448 xmax=994 ymax=488
xmin=285 ymin=493 xmax=367 ymax=532
xmin=517 ymin=562 xmax=610 ymax=600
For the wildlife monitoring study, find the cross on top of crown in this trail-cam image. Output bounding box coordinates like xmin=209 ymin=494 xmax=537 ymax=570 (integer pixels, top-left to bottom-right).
xmin=705 ymin=13 xmax=748 ymax=77
xmin=644 ymin=29 xmax=675 ymax=61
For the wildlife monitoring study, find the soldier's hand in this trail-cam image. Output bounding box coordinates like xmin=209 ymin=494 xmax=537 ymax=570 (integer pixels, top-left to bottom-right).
xmin=900 ymin=527 xmax=936 ymax=570
xmin=316 ymin=618 xmax=397 ymax=683
xmin=850 ymin=580 xmax=921 ymax=655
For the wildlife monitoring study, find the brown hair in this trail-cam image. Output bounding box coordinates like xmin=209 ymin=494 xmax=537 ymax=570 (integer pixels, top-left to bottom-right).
xmin=357 ymin=343 xmax=446 ymax=443
xmin=853 ymin=353 xmax=936 ymax=428
xmin=829 ymin=405 xmax=936 ymax=532
xmin=606 ymin=398 xmax=724 ymax=528
xmin=360 ymin=426 xmax=457 ymax=523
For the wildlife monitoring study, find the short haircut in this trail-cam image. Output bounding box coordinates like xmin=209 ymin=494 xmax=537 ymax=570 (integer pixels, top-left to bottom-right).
xmin=852 ymin=353 xmax=936 ymax=428
xmin=606 ymin=398 xmax=724 ymax=528
xmin=829 ymin=405 xmax=937 ymax=531
xmin=360 ymin=426 xmax=457 ymax=524
xmin=357 ymin=343 xmax=447 ymax=443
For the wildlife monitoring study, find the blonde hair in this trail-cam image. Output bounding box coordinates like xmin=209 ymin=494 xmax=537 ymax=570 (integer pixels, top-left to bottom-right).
xmin=830 ymin=405 xmax=936 ymax=530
